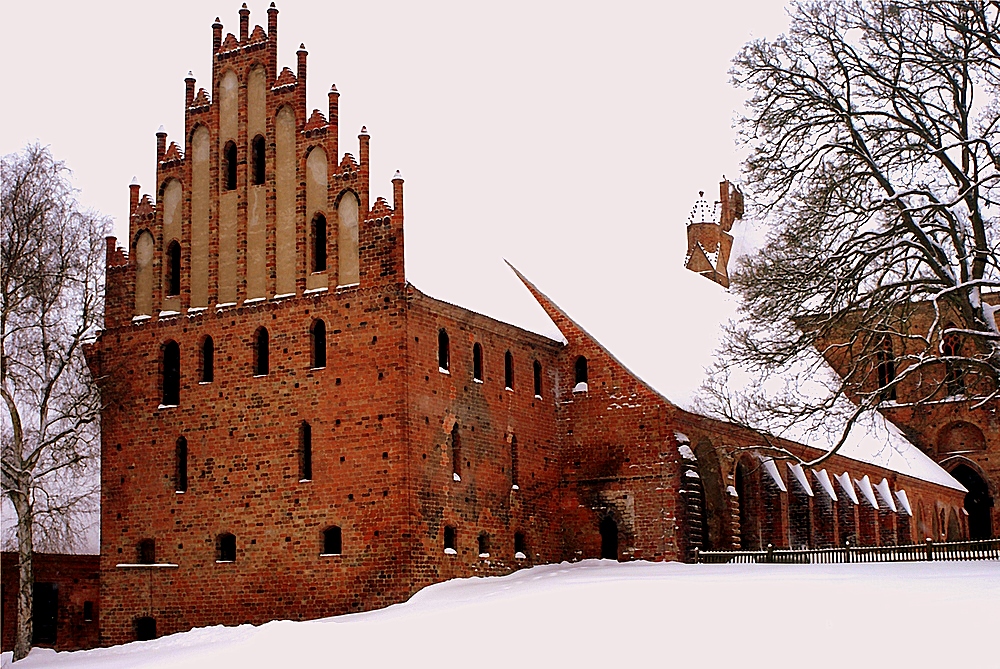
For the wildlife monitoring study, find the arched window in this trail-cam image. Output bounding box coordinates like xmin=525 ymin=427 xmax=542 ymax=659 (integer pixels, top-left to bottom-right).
xmin=876 ymin=336 xmax=896 ymax=400
xmin=477 ymin=532 xmax=491 ymax=557
xmin=299 ymin=421 xmax=313 ymax=481
xmin=200 ymin=336 xmax=214 ymax=383
xmin=311 ymin=319 xmax=327 ymax=369
xmin=216 ymin=533 xmax=236 ymax=562
xmin=162 ymin=341 xmax=180 ymax=405
xmin=322 ymin=526 xmax=342 ymax=555
xmin=950 ymin=464 xmax=993 ymax=539
xmin=510 ymin=434 xmax=519 ymax=489
xmin=504 ymin=350 xmax=514 ymax=390
xmin=942 ymin=324 xmax=964 ymax=395
xmin=137 ymin=539 xmax=156 ymax=565
xmin=438 ymin=329 xmax=450 ymax=372
xmin=223 ymin=141 xmax=237 ymax=191
xmin=575 ymin=356 xmax=588 ymax=386
xmin=175 ymin=437 xmax=188 ymax=493
xmin=514 ymin=532 xmax=526 ymax=558
xmin=134 ymin=617 xmax=156 ymax=641
xmin=254 ymin=327 xmax=269 ymax=376
xmin=165 ymin=240 xmax=181 ymax=296
xmin=473 ymin=343 xmax=483 ymax=382
xmin=444 ymin=525 xmax=457 ymax=553
xmin=451 ymin=424 xmax=462 ymax=481
xmin=251 ymin=134 xmax=265 ymax=185
xmin=533 ymin=360 xmax=542 ymax=397
xmin=311 ymin=213 xmax=327 ymax=272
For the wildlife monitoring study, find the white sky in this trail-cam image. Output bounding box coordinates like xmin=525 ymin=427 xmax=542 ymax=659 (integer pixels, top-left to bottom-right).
xmin=1 ymin=0 xmax=792 ymax=405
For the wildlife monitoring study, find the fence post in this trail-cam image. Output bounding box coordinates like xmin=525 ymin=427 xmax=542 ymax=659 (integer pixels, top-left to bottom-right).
xmin=844 ymin=540 xmax=851 ymax=564
xmin=766 ymin=543 xmax=774 ymax=564
xmin=925 ymin=537 xmax=933 ymax=561
xmin=693 ymin=546 xmax=700 ymax=564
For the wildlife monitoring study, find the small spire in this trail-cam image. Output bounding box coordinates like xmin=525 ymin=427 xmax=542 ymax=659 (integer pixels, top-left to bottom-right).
xmin=393 ymin=170 xmax=403 ymax=181
xmin=186 ymin=70 xmax=195 ymax=79
xmin=699 ymin=191 xmax=704 ymax=198
xmin=270 ymin=1 xmax=276 ymax=6
xmin=360 ymin=126 xmax=369 ymax=136
xmin=130 ymin=176 xmax=140 ymax=186
xmin=299 ymin=42 xmax=306 ymax=50
xmin=214 ymin=17 xmax=221 ymax=24
xmin=156 ymin=125 xmax=167 ymax=135
xmin=330 ymin=83 xmax=338 ymax=93
xmin=242 ymin=2 xmax=247 ymax=7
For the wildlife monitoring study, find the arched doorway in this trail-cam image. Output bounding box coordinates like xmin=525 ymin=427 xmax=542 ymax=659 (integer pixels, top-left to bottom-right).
xmin=949 ymin=464 xmax=993 ymax=539
xmin=600 ymin=516 xmax=618 ymax=560
xmin=693 ymin=441 xmax=728 ymax=551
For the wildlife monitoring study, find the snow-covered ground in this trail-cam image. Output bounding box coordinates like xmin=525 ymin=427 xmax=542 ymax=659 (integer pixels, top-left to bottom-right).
xmin=4 ymin=559 xmax=997 ymax=668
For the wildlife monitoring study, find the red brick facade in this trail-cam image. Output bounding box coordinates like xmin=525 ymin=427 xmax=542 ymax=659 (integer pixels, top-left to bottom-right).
xmin=0 ymin=553 xmax=99 ymax=652
xmin=75 ymin=4 xmax=970 ymax=649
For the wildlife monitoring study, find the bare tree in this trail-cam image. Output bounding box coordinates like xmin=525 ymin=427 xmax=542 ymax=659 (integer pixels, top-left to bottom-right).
xmin=700 ymin=1 xmax=1000 ymax=464
xmin=1 ymin=145 xmax=107 ymax=661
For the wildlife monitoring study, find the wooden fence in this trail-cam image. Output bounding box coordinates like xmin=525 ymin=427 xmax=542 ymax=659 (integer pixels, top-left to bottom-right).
xmin=696 ymin=537 xmax=1000 ymax=564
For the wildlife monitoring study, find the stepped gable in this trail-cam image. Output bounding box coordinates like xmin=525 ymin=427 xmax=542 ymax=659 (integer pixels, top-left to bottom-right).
xmin=273 ymin=66 xmax=296 ymax=88
xmin=249 ymin=24 xmax=267 ymax=43
xmin=134 ymin=194 xmax=155 ymax=220
xmin=161 ymin=141 xmax=183 ymax=164
xmin=369 ymin=196 xmax=393 ymax=219
xmin=191 ymin=88 xmax=210 ymax=108
xmin=220 ymin=32 xmax=240 ymax=52
xmin=304 ymin=109 xmax=327 ymax=131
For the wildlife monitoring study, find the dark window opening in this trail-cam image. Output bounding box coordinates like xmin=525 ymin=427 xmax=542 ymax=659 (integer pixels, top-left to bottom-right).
xmin=478 ymin=532 xmax=491 ymax=556
xmin=217 ymin=533 xmax=236 ymax=562
xmin=175 ymin=437 xmax=188 ymax=492
xmin=514 ymin=532 xmax=526 ymax=556
xmin=254 ymin=327 xmax=269 ymax=376
xmin=201 ymin=336 xmax=214 ymax=383
xmin=473 ymin=343 xmax=483 ymax=381
xmin=311 ymin=213 xmax=327 ymax=272
xmin=951 ymin=464 xmax=993 ymax=539
xmin=876 ymin=336 xmax=896 ymax=401
xmin=138 ymin=538 xmax=156 ymax=565
xmin=942 ymin=324 xmax=965 ymax=395
xmin=135 ymin=616 xmax=156 ymax=642
xmin=300 ymin=421 xmax=313 ymax=481
xmin=223 ymin=141 xmax=237 ymax=191
xmin=600 ymin=516 xmax=618 ymax=560
xmin=311 ymin=319 xmax=327 ymax=368
xmin=510 ymin=434 xmax=519 ymax=488
xmin=162 ymin=340 xmax=180 ymax=405
xmin=451 ymin=424 xmax=461 ymax=480
xmin=504 ymin=350 xmax=514 ymax=390
xmin=83 ymin=600 xmax=94 ymax=622
xmin=252 ymin=134 xmax=265 ymax=185
xmin=323 ymin=526 xmax=342 ymax=555
xmin=736 ymin=463 xmax=751 ymax=550
xmin=444 ymin=525 xmax=457 ymax=551
xmin=166 ymin=240 xmax=181 ymax=296
xmin=533 ymin=360 xmax=542 ymax=397
xmin=32 ymin=583 xmax=58 ymax=645
xmin=575 ymin=356 xmax=588 ymax=385
xmin=438 ymin=329 xmax=450 ymax=372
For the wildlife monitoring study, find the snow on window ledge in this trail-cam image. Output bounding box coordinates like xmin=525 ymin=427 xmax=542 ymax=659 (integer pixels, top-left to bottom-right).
xmin=116 ymin=563 xmax=179 ymax=569
xmin=303 ymin=286 xmax=329 ymax=295
xmin=243 ymin=297 xmax=266 ymax=304
xmin=439 ymin=367 xmax=450 ymax=375
xmin=573 ymin=381 xmax=589 ymax=393
xmin=511 ymin=484 xmax=519 ymax=491
xmin=336 ymin=282 xmax=360 ymax=290
xmin=175 ymin=490 xmax=185 ymax=495
xmin=505 ymin=386 xmax=513 ymax=392
xmin=444 ymin=548 xmax=457 ymax=555
xmin=215 ymin=302 xmax=237 ymax=310
xmin=534 ymin=394 xmax=542 ymax=400
xmin=299 ymin=478 xmax=312 ymax=483
xmin=157 ymin=404 xmax=178 ymax=410
xmin=132 ymin=314 xmax=151 ymax=322
xmin=478 ymin=553 xmax=490 ymax=558
xmin=310 ymin=366 xmax=326 ymax=371
xmin=159 ymin=310 xmax=180 ymax=318
xmin=215 ymin=560 xmax=235 ymax=564
xmin=273 ymin=293 xmax=296 ymax=300
xmin=514 ymin=552 xmax=526 ymax=560
xmin=319 ymin=553 xmax=342 ymax=557
xmin=253 ymin=374 xmax=268 ymax=378
xmin=474 ymin=378 xmax=484 ymax=384
xmin=453 ymin=473 xmax=461 ymax=482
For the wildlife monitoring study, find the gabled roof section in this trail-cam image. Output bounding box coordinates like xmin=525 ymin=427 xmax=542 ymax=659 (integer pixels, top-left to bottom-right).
xmin=273 ymin=66 xmax=297 ymax=88
xmin=304 ymin=109 xmax=328 ymax=131
xmin=249 ymin=25 xmax=268 ymax=43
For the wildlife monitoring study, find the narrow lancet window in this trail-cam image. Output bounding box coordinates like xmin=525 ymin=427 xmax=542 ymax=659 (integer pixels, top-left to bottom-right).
xmin=166 ymin=241 xmax=181 ymax=296
xmin=138 ymin=539 xmax=155 ymax=565
xmin=254 ymin=327 xmax=269 ymax=376
xmin=574 ymin=355 xmax=588 ymax=391
xmin=942 ymin=324 xmax=964 ymax=395
xmin=473 ymin=343 xmax=483 ymax=382
xmin=510 ymin=434 xmax=519 ymax=489
xmin=312 ymin=213 xmax=327 ymax=272
xmin=223 ymin=141 xmax=237 ymax=191
xmin=533 ymin=360 xmax=542 ymax=397
xmin=438 ymin=329 xmax=450 ymax=372
xmin=217 ymin=533 xmax=236 ymax=562
xmin=451 ymin=423 xmax=462 ymax=481
xmin=252 ymin=134 xmax=265 ymax=185
xmin=505 ymin=351 xmax=514 ymax=390
xmin=300 ymin=421 xmax=313 ymax=481
xmin=311 ymin=319 xmax=327 ymax=369
xmin=444 ymin=526 xmax=457 ymax=553
xmin=175 ymin=437 xmax=188 ymax=492
xmin=876 ymin=336 xmax=896 ymax=401
xmin=478 ymin=532 xmax=491 ymax=557
xmin=514 ymin=532 xmax=526 ymax=558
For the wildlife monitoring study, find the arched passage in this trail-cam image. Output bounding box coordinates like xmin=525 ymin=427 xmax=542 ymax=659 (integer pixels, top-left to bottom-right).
xmin=693 ymin=441 xmax=728 ymax=551
xmin=599 ymin=516 xmax=618 ymax=560
xmin=949 ymin=464 xmax=993 ymax=539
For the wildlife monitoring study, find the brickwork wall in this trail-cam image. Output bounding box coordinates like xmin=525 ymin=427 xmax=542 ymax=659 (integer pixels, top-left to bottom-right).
xmin=0 ymin=553 xmax=99 ymax=652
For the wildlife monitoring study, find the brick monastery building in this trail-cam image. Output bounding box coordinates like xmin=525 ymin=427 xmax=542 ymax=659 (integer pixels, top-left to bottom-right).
xmin=4 ymin=3 xmax=991 ymax=652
